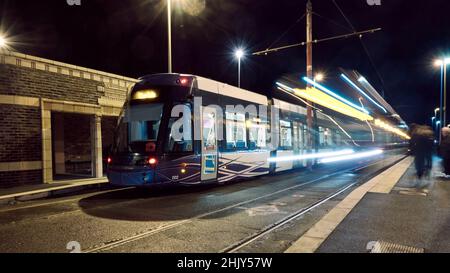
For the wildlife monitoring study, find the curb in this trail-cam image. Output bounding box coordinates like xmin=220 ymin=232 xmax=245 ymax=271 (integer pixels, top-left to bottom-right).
xmin=0 ymin=181 xmax=109 ymax=205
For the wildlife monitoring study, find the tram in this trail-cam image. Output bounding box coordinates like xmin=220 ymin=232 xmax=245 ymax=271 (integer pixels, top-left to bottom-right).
xmin=106 ymin=73 xmax=409 ymax=186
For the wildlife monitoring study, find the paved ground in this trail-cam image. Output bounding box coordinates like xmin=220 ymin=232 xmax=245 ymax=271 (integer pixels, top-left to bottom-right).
xmin=317 ymin=157 xmax=450 ymax=253
xmin=0 ymin=153 xmax=405 ymax=253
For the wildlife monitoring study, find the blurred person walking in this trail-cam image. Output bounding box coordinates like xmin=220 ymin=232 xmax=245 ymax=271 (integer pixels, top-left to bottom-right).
xmin=439 ymin=127 xmax=450 ymax=176
xmin=410 ymin=125 xmax=434 ymax=180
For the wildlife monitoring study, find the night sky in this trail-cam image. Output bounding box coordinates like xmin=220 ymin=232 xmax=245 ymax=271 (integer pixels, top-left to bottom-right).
xmin=1 ymin=0 xmax=450 ymax=124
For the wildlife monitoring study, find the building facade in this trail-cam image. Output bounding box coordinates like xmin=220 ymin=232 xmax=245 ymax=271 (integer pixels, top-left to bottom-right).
xmin=0 ymin=51 xmax=138 ymax=188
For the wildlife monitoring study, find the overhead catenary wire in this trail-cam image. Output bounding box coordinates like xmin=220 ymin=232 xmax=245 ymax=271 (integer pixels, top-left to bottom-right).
xmin=331 ymin=0 xmax=388 ymax=98
xmin=312 ymin=11 xmax=353 ymax=32
xmin=253 ymin=28 xmax=381 ymax=56
xmin=267 ymin=12 xmax=306 ymax=50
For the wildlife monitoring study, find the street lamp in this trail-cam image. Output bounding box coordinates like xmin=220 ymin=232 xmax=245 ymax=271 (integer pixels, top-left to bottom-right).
xmin=166 ymin=0 xmax=205 ymax=73
xmin=234 ymin=48 xmax=244 ymax=88
xmin=434 ymin=58 xmax=450 ymax=143
xmin=0 ymin=35 xmax=7 ymax=48
xmin=314 ymin=73 xmax=324 ymax=82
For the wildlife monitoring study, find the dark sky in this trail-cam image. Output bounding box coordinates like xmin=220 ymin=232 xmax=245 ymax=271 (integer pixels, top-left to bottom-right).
xmin=1 ymin=0 xmax=450 ymax=124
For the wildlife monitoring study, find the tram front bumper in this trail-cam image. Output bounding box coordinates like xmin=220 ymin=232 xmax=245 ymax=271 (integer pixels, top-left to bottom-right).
xmin=107 ymin=170 xmax=155 ymax=186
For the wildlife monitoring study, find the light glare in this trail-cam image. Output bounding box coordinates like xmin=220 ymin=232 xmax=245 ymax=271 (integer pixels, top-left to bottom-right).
xmin=341 ymin=74 xmax=388 ymax=114
xmin=235 ymin=49 xmax=244 ymax=60
xmin=374 ymin=119 xmax=410 ymax=140
xmin=268 ymin=149 xmax=355 ymax=163
xmin=314 ymin=73 xmax=324 ymax=82
xmin=302 ymin=77 xmax=369 ymax=114
xmin=320 ymin=149 xmax=383 ymax=164
xmin=0 ymin=36 xmax=6 ymax=48
xmin=276 ymin=82 xmax=373 ymax=121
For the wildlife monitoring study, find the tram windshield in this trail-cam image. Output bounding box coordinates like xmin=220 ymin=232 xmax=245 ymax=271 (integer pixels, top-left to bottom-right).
xmin=114 ymin=103 xmax=164 ymax=154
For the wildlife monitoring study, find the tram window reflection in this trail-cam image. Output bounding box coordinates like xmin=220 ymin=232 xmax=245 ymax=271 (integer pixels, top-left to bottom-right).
xmin=115 ymin=103 xmax=163 ymax=154
xmin=280 ymin=120 xmax=293 ymax=150
xmin=225 ymin=112 xmax=247 ymax=151
xmin=165 ymin=104 xmax=193 ymax=153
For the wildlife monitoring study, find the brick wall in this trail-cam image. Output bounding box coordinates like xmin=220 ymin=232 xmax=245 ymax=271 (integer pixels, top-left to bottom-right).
xmin=0 ymin=170 xmax=42 ymax=188
xmin=0 ymin=64 xmax=105 ymax=104
xmin=0 ymin=105 xmax=41 ymax=163
xmin=0 ymin=53 xmax=135 ymax=188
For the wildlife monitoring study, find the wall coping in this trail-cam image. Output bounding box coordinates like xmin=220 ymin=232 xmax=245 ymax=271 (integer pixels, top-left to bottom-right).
xmin=0 ymin=50 xmax=139 ymax=85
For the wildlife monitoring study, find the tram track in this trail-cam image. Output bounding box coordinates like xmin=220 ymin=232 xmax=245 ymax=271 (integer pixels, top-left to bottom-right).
xmin=84 ymin=155 xmax=406 ymax=253
xmin=221 ymin=155 xmax=408 ymax=253
xmin=221 ymin=183 xmax=356 ymax=253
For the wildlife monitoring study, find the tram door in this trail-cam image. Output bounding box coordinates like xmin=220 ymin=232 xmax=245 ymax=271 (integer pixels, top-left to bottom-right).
xmin=201 ymin=107 xmax=218 ymax=181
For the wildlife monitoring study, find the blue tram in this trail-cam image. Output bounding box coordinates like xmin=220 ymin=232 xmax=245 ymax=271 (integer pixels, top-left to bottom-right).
xmin=107 ymin=73 xmax=408 ymax=187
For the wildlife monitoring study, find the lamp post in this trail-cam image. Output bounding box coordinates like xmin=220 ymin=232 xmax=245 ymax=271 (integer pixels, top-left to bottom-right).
xmin=434 ymin=58 xmax=450 ymax=143
xmin=235 ymin=49 xmax=244 ymax=88
xmin=167 ymin=0 xmax=173 ymax=73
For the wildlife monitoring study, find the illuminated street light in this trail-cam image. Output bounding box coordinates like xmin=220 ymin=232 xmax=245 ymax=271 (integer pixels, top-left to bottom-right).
xmin=0 ymin=35 xmax=7 ymax=48
xmin=235 ymin=48 xmax=245 ymax=88
xmin=434 ymin=58 xmax=450 ymax=143
xmin=167 ymin=0 xmax=205 ymax=73
xmin=314 ymin=73 xmax=324 ymax=82
xmin=235 ymin=49 xmax=244 ymax=59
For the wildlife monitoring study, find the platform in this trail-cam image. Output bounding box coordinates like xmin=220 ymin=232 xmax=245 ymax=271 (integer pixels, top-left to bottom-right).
xmin=0 ymin=178 xmax=109 ymax=204
xmin=286 ymin=156 xmax=450 ymax=253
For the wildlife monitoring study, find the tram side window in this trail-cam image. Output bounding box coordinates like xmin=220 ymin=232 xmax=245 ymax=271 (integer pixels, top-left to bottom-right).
xmin=335 ymin=131 xmax=342 ymax=146
xmin=165 ymin=104 xmax=193 ymax=153
xmin=248 ymin=117 xmax=267 ymax=150
xmin=280 ymin=120 xmax=293 ymax=150
xmin=225 ymin=112 xmax=247 ymax=150
xmin=324 ymin=128 xmax=333 ymax=146
xmin=318 ymin=127 xmax=333 ymax=147
xmin=319 ymin=127 xmax=324 ymax=147
xmin=298 ymin=123 xmax=305 ymax=151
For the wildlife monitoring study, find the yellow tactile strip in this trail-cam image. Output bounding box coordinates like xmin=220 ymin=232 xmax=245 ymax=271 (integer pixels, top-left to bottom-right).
xmin=285 ymin=156 xmax=413 ymax=253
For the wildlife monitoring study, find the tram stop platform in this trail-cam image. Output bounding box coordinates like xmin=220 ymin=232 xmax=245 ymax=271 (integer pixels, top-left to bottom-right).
xmin=286 ymin=156 xmax=450 ymax=253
